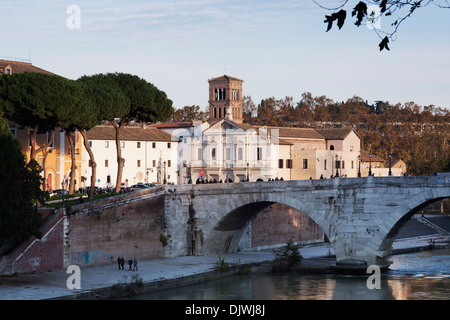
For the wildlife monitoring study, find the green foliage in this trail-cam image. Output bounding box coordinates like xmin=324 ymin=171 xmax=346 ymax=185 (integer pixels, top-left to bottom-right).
xmin=214 ymin=255 xmax=230 ymax=272
xmin=79 ymin=72 xmax=173 ymax=125
xmin=0 ymin=116 xmax=45 ymax=248
xmin=159 ymin=233 xmax=171 ymax=247
xmin=273 ymin=238 xmax=303 ymax=267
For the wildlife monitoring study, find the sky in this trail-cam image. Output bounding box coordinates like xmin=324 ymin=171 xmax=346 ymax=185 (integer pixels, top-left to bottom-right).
xmin=1 ymin=0 xmax=449 ymax=111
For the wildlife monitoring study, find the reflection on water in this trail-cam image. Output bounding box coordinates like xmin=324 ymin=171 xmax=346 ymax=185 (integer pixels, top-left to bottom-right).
xmin=128 ymin=249 xmax=450 ymax=300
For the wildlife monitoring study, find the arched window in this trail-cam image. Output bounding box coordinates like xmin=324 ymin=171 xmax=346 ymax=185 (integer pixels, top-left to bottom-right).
xmin=330 ymin=145 xmax=335 ymax=150
xmin=214 ymin=89 xmax=218 ymax=101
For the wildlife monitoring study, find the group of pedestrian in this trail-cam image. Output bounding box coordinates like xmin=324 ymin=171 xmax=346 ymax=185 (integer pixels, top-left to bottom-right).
xmin=117 ymin=256 xmax=138 ymax=271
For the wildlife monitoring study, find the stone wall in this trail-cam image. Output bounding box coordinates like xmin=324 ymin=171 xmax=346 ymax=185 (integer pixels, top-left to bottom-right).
xmin=66 ymin=189 xmax=167 ymax=268
xmin=240 ymin=203 xmax=324 ymax=250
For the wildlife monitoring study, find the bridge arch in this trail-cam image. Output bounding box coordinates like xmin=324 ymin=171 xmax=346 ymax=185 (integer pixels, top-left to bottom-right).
xmin=200 ymin=192 xmax=338 ymax=257
xmin=374 ymin=190 xmax=450 ymax=266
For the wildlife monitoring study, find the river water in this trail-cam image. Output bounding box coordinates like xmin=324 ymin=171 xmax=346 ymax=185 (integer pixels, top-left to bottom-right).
xmin=129 ymin=249 xmax=450 ymax=300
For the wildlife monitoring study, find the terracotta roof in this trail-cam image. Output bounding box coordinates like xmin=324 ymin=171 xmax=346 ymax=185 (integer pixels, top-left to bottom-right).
xmin=0 ymin=59 xmax=55 ymax=75
xmin=316 ymin=127 xmax=356 ymax=140
xmin=86 ymin=125 xmax=177 ymax=142
xmin=252 ymin=126 xmax=325 ymax=140
xmin=360 ymin=150 xmax=384 ymax=162
xmin=208 ymin=74 xmax=244 ymax=82
xmin=148 ymin=121 xmax=195 ymax=129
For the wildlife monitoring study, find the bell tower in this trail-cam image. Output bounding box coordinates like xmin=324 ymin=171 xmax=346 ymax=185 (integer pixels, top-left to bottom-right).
xmin=208 ymin=75 xmax=243 ymax=124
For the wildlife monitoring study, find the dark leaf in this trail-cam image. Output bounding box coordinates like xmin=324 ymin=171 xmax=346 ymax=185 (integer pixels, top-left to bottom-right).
xmin=324 ymin=15 xmax=333 ymax=32
xmin=324 ymin=10 xmax=347 ymax=32
xmin=352 ymin=1 xmax=367 ymax=26
xmin=336 ymin=10 xmax=347 ymax=29
xmin=379 ymin=36 xmax=390 ymax=51
xmin=380 ymin=0 xmax=387 ymax=13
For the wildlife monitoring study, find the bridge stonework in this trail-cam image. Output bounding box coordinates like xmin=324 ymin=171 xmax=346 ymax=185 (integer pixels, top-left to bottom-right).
xmin=164 ymin=174 xmax=450 ymax=269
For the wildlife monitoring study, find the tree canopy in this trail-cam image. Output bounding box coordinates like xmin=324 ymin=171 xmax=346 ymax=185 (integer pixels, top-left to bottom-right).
xmin=78 ymin=73 xmax=173 ymax=192
xmin=0 ymin=72 xmax=67 ymax=161
xmin=0 ymin=115 xmax=46 ymax=251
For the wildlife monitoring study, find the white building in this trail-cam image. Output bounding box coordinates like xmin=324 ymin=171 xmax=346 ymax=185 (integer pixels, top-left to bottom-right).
xmin=151 ymin=118 xmax=363 ymax=183
xmin=81 ymin=125 xmax=178 ymax=188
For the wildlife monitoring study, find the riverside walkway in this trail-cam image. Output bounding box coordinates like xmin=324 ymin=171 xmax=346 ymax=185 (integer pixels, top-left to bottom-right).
xmin=1 ymin=233 xmax=449 ymax=300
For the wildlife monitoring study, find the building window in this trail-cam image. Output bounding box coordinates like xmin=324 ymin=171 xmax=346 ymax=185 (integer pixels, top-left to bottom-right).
xmin=211 ymin=148 xmax=216 ymax=160
xmin=168 ymin=160 xmax=171 ymax=167
xmin=324 ymin=159 xmax=327 ymax=170
xmin=137 ymin=142 xmax=141 ymax=148
xmin=105 ymin=160 xmax=109 ymax=167
xmin=351 ymin=160 xmax=354 ymax=169
xmin=107 ymin=175 xmax=111 ymax=184
xmin=330 ymin=145 xmax=334 ymax=150
xmin=153 ymin=160 xmax=156 ymax=167
xmin=238 ymin=148 xmax=243 ymax=161
xmin=278 ymin=159 xmax=284 ymax=169
xmin=152 ymin=142 xmax=156 ymax=148
xmin=105 ymin=141 xmax=109 ymax=148
xmin=257 ymin=147 xmax=263 ymax=161
xmin=167 ymin=142 xmax=171 ymax=149
xmin=342 ymin=161 xmax=345 ymax=169
xmin=286 ymin=159 xmax=293 ymax=169
xmin=197 ymin=148 xmax=203 ymax=161
xmin=226 ymin=148 xmax=231 ymax=161
xmin=303 ymin=159 xmax=308 ymax=169
xmin=137 ymin=160 xmax=141 ymax=167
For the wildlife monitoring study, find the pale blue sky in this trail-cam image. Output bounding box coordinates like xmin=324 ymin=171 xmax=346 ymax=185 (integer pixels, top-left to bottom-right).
xmin=1 ymin=0 xmax=449 ymax=110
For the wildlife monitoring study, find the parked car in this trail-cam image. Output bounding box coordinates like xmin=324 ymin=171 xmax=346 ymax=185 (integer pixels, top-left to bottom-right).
xmin=131 ymin=184 xmax=151 ymax=189
xmin=49 ymin=189 xmax=69 ymax=197
xmin=144 ymin=183 xmax=160 ymax=188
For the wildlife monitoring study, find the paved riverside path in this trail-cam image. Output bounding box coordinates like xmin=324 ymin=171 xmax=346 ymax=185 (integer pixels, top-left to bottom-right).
xmin=0 ymin=244 xmax=333 ymax=300
xmin=1 ymin=234 xmax=449 ymax=300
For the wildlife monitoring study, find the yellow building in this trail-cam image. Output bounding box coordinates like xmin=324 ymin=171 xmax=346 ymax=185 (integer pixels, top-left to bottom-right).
xmin=2 ymin=59 xmax=83 ymax=192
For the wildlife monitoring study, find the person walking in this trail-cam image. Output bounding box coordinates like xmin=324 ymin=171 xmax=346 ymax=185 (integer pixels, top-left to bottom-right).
xmin=117 ymin=256 xmax=121 ymax=270
xmin=133 ymin=258 xmax=138 ymax=271
xmin=120 ymin=257 xmax=125 ymax=270
xmin=128 ymin=258 xmax=133 ymax=271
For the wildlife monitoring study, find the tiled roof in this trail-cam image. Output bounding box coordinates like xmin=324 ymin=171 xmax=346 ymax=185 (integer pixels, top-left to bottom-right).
xmin=208 ymin=75 xmax=244 ymax=82
xmin=316 ymin=127 xmax=355 ymax=140
xmin=148 ymin=121 xmax=195 ymax=129
xmin=268 ymin=126 xmax=325 ymax=140
xmin=86 ymin=125 xmax=177 ymax=142
xmin=0 ymin=59 xmax=55 ymax=75
xmin=360 ymin=149 xmax=385 ymax=162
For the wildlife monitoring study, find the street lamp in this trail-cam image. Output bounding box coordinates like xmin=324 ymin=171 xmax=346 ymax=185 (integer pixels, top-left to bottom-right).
xmin=335 ymin=154 xmax=339 ymax=178
xmin=163 ymin=161 xmax=167 ymax=184
xmin=246 ymin=162 xmax=249 ymax=182
xmin=388 ymin=154 xmax=392 ymax=176
xmin=368 ymin=153 xmax=372 ymax=177
xmin=358 ymin=155 xmax=361 ymax=177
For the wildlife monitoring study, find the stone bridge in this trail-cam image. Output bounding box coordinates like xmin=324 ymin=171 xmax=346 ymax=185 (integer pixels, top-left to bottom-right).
xmin=164 ymin=174 xmax=450 ymax=270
